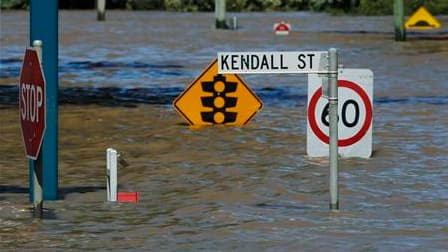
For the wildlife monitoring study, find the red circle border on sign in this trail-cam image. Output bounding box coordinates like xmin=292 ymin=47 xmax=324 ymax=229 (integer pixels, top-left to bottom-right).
xmin=308 ymin=80 xmax=373 ymax=147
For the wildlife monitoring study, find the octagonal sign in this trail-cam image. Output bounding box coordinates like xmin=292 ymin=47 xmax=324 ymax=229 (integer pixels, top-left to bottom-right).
xmin=19 ymin=49 xmax=46 ymax=160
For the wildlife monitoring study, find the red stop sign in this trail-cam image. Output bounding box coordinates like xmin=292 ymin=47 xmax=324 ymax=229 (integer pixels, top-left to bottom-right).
xmin=19 ymin=49 xmax=46 ymax=160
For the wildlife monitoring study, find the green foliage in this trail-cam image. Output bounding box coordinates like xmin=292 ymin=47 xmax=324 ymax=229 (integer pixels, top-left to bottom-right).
xmin=0 ymin=0 xmax=27 ymax=9
xmin=163 ymin=0 xmax=183 ymax=10
xmin=125 ymin=0 xmax=164 ymax=10
xmin=1 ymin=0 xmax=447 ymax=14
xmin=357 ymin=0 xmax=393 ymax=15
xmin=409 ymin=0 xmax=448 ymax=15
xmin=163 ymin=0 xmax=214 ymax=11
xmin=308 ymin=0 xmax=329 ymax=11
xmin=356 ymin=0 xmax=448 ymax=15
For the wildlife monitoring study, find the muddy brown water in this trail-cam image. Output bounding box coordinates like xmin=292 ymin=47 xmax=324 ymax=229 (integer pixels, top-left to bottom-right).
xmin=1 ymin=11 xmax=448 ymax=250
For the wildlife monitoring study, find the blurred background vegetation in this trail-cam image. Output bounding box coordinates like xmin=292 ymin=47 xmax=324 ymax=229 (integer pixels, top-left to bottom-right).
xmin=1 ymin=0 xmax=448 ymax=15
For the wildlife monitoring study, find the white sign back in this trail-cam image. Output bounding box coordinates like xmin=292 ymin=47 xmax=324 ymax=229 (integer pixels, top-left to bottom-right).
xmin=307 ymin=68 xmax=373 ymax=158
xmin=218 ymin=51 xmax=328 ymax=74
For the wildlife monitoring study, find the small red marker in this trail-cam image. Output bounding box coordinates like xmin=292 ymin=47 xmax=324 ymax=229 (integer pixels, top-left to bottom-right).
xmin=117 ymin=192 xmax=140 ymax=203
xmin=274 ymin=21 xmax=291 ymax=35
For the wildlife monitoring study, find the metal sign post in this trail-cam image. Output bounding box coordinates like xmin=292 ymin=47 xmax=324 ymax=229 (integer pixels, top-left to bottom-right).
xmin=218 ymin=48 xmax=340 ymax=210
xmin=97 ymin=0 xmax=106 ymax=21
xmin=30 ymin=0 xmax=59 ymax=201
xmin=20 ymin=40 xmax=46 ymax=218
xmin=32 ymin=40 xmax=44 ymax=218
xmin=394 ymin=0 xmax=406 ymax=41
xmin=32 ymin=154 xmax=43 ymax=218
xmin=328 ymin=48 xmax=339 ymax=211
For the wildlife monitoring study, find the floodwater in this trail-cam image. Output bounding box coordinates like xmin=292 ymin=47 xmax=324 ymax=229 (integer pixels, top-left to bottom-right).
xmin=1 ymin=10 xmax=448 ymax=251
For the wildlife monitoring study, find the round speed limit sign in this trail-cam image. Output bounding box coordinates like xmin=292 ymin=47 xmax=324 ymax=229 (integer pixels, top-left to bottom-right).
xmin=307 ymin=68 xmax=373 ymax=158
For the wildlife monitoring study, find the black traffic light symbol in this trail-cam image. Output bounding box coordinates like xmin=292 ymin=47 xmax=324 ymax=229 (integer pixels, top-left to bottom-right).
xmin=200 ymin=74 xmax=237 ymax=124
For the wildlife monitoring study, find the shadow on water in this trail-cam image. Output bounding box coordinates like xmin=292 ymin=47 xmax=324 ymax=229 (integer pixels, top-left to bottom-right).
xmin=1 ymin=186 xmax=105 ymax=220
xmin=406 ymin=36 xmax=448 ymax=41
xmin=0 ymin=185 xmax=105 ymax=200
xmin=62 ymin=60 xmax=184 ymax=70
xmin=0 ymin=59 xmax=186 ymax=79
xmin=405 ymin=31 xmax=448 ymax=41
xmin=29 ymin=207 xmax=59 ymax=220
xmin=320 ymin=30 xmax=448 ymax=40
xmin=255 ymin=202 xmax=314 ymax=211
xmin=1 ymin=85 xmax=448 ymax=107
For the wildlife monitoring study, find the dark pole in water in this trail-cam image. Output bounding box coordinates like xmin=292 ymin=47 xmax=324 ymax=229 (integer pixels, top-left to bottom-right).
xmin=394 ymin=0 xmax=406 ymax=41
xmin=97 ymin=0 xmax=106 ymax=21
xmin=215 ymin=0 xmax=228 ymax=29
xmin=30 ymin=0 xmax=59 ymax=201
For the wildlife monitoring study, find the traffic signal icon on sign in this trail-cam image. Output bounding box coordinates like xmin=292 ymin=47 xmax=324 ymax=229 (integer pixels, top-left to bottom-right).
xmin=200 ymin=75 xmax=237 ymax=124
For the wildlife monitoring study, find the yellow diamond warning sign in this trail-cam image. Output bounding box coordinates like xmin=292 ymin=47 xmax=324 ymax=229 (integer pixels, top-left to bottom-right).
xmin=173 ymin=59 xmax=262 ymax=126
xmin=405 ymin=6 xmax=441 ymax=30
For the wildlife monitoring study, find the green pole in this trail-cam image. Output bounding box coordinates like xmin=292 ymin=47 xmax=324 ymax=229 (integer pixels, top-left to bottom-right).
xmin=30 ymin=0 xmax=59 ymax=200
xmin=394 ymin=0 xmax=406 ymax=41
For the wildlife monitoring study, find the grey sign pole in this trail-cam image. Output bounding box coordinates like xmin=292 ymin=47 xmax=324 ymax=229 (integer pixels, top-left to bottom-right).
xmin=328 ymin=48 xmax=339 ymax=210
xmin=32 ymin=40 xmax=44 ymax=218
xmin=97 ymin=0 xmax=106 ymax=21
xmin=215 ymin=0 xmax=228 ymax=29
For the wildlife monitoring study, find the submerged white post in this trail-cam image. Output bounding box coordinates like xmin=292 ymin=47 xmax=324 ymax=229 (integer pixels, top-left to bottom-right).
xmin=106 ymin=148 xmax=118 ymax=201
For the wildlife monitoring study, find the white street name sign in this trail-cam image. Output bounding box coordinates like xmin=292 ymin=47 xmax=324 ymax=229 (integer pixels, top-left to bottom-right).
xmin=218 ymin=51 xmax=328 ymax=74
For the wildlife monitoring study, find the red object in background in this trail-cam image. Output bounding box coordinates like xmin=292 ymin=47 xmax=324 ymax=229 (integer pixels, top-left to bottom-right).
xmin=117 ymin=192 xmax=140 ymax=202
xmin=274 ymin=22 xmax=291 ymax=35
xmin=276 ymin=24 xmax=289 ymax=31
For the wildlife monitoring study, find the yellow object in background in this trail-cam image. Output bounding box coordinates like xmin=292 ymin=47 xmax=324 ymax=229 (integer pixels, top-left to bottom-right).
xmin=405 ymin=6 xmax=441 ymax=30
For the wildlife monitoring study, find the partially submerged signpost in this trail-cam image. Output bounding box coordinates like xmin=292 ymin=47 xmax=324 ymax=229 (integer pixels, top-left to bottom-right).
xmin=217 ymin=49 xmax=341 ymax=210
xmin=20 ymin=41 xmax=46 ymax=218
xmin=174 ymin=59 xmax=262 ymax=126
xmin=405 ymin=6 xmax=441 ymax=30
xmin=273 ymin=22 xmax=291 ymax=35
xmin=394 ymin=1 xmax=442 ymax=41
xmin=307 ymin=69 xmax=374 ymax=158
